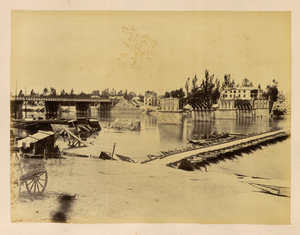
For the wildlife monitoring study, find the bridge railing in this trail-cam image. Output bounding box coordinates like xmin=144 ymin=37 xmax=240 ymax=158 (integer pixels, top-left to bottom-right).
xmin=10 ymin=95 xmax=112 ymax=102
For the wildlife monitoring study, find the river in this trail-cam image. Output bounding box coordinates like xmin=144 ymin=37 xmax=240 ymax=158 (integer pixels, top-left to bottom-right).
xmin=14 ymin=107 xmax=291 ymax=181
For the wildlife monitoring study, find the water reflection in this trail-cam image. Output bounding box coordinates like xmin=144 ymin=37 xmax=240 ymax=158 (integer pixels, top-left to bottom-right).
xmin=14 ymin=110 xmax=290 ymax=162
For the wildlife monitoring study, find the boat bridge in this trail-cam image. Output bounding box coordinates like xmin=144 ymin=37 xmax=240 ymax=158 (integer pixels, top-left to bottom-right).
xmin=145 ymin=129 xmax=290 ymax=169
xmin=10 ymin=95 xmax=115 ymax=119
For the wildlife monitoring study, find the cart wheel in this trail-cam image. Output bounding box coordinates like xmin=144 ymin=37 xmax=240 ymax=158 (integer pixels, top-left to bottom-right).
xmin=10 ymin=167 xmax=20 ymax=202
xmin=25 ymin=170 xmax=48 ymax=194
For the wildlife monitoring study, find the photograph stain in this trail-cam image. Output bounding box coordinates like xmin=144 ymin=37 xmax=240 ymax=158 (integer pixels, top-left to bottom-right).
xmin=51 ymin=193 xmax=76 ymax=223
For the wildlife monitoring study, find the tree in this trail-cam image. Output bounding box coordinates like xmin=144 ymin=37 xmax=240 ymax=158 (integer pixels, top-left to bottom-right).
xmin=126 ymin=91 xmax=136 ymax=100
xmin=138 ymin=93 xmax=144 ymax=102
xmin=191 ymin=75 xmax=198 ymax=92
xmin=117 ymin=90 xmax=123 ymax=96
xmin=111 ymin=88 xmax=116 ymax=96
xmin=91 ymin=90 xmax=100 ymax=97
xmin=211 ymin=77 xmax=220 ymax=103
xmin=242 ymin=78 xmax=253 ymax=87
xmin=170 ymin=88 xmax=185 ymax=99
xmin=18 ymin=90 xmax=24 ymax=96
xmin=123 ymin=89 xmax=128 ymax=99
xmin=78 ymin=92 xmax=90 ymax=98
xmin=101 ymin=88 xmax=109 ymax=98
xmin=266 ymin=79 xmax=279 ymax=101
xmin=185 ymin=77 xmax=190 ymax=97
xmin=222 ymin=74 xmax=235 ymax=89
xmin=60 ymin=89 xmax=66 ymax=96
xmin=43 ymin=87 xmax=48 ymax=96
xmin=186 ymin=70 xmax=220 ymax=105
xmin=164 ymin=91 xmax=170 ymax=98
xmin=50 ymin=87 xmax=57 ymax=96
xmin=277 ymin=91 xmax=285 ymax=101
xmin=30 ymin=89 xmax=36 ymax=96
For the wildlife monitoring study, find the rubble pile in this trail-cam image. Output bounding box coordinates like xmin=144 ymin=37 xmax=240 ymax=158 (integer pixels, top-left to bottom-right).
xmin=108 ymin=119 xmax=140 ymax=130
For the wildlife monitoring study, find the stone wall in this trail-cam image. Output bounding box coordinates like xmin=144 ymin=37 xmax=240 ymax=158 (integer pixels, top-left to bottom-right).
xmin=215 ymin=109 xmax=237 ymax=119
xmin=158 ymin=111 xmax=183 ymax=124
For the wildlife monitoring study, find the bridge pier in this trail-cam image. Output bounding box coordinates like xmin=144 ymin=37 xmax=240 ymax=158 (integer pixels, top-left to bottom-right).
xmin=76 ymin=102 xmax=91 ymax=119
xmin=237 ymin=109 xmax=255 ymax=118
xmin=45 ymin=101 xmax=62 ymax=119
xmin=158 ymin=111 xmax=183 ymax=124
xmin=11 ymin=101 xmax=23 ymax=119
xmin=192 ymin=110 xmax=214 ymax=121
xmin=99 ymin=102 xmax=111 ymax=112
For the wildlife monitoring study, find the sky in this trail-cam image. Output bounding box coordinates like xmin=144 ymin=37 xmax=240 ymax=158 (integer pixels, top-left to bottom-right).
xmin=10 ymin=11 xmax=291 ymax=96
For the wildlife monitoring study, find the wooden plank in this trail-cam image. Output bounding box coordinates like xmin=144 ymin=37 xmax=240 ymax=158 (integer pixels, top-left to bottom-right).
xmin=51 ymin=124 xmax=89 ymax=147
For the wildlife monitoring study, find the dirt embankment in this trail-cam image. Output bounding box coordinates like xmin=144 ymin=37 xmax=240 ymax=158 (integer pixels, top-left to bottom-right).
xmin=111 ymin=97 xmax=141 ymax=112
xmin=11 ymin=156 xmax=290 ymax=224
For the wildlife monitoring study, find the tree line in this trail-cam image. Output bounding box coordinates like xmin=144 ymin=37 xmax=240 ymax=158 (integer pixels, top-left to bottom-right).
xmin=164 ymin=70 xmax=280 ymax=103
xmin=17 ymin=87 xmax=145 ymax=102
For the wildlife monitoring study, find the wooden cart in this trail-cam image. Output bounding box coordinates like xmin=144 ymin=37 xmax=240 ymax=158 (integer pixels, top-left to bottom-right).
xmin=10 ymin=131 xmax=59 ymax=201
xmin=10 ymin=148 xmax=48 ymax=201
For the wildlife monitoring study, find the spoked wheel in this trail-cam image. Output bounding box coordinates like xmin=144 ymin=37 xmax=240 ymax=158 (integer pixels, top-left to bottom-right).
xmin=10 ymin=167 xmax=20 ymax=202
xmin=25 ymin=170 xmax=48 ymax=194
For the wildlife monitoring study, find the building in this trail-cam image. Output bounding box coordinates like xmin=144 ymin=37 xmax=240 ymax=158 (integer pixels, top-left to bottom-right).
xmin=160 ymin=97 xmax=183 ymax=111
xmin=157 ymin=95 xmax=164 ymax=107
xmin=220 ymin=87 xmax=263 ymax=100
xmin=144 ymin=91 xmax=157 ymax=106
xmin=158 ymin=97 xmax=183 ymax=124
xmin=216 ymin=86 xmax=269 ymax=119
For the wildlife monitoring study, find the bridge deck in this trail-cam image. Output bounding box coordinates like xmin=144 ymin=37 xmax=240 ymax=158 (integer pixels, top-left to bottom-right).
xmin=10 ymin=95 xmax=111 ymax=102
xmin=146 ymin=129 xmax=290 ymax=166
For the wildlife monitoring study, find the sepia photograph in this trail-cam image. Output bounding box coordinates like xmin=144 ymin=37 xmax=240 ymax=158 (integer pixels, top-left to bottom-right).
xmin=9 ymin=10 xmax=291 ymax=224
xmin=2 ymin=0 xmax=300 ymax=234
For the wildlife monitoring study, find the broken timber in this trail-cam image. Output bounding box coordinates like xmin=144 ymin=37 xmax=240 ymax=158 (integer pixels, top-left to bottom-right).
xmin=145 ymin=129 xmax=290 ymax=170
xmin=51 ymin=124 xmax=90 ymax=147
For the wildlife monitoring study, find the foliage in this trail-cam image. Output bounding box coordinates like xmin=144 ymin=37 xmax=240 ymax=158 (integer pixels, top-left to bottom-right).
xmin=186 ymin=70 xmax=220 ymax=105
xmin=185 ymin=77 xmax=190 ymax=96
xmin=264 ymin=79 xmax=279 ymax=101
xmin=170 ymin=88 xmax=185 ymax=99
xmin=138 ymin=94 xmax=144 ymax=102
xmin=43 ymin=87 xmax=48 ymax=96
xmin=222 ymin=74 xmax=235 ymax=89
xmin=164 ymin=91 xmax=170 ymax=98
xmin=241 ymin=78 xmax=253 ymax=87
xmin=50 ymin=87 xmax=56 ymax=97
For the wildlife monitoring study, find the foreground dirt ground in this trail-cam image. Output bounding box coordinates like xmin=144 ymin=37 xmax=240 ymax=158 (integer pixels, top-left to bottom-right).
xmin=11 ymin=156 xmax=290 ymax=224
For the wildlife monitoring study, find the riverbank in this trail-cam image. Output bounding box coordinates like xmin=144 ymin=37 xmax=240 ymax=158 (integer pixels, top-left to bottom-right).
xmin=11 ymin=155 xmax=289 ymax=224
